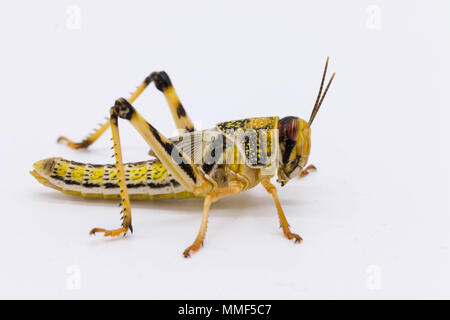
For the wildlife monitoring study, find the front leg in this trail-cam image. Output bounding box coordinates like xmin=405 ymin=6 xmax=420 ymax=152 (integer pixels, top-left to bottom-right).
xmin=299 ymin=164 xmax=317 ymax=178
xmin=261 ymin=177 xmax=302 ymax=243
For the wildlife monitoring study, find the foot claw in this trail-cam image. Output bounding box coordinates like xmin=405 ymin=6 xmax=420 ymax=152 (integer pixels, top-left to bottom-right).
xmin=57 ymin=136 xmax=87 ymax=150
xmin=293 ymin=234 xmax=303 ymax=243
xmin=282 ymin=227 xmax=303 ymax=243
xmin=299 ymin=164 xmax=317 ymax=178
xmin=89 ymin=227 xmax=128 ymax=237
xmin=183 ymin=243 xmax=202 ymax=258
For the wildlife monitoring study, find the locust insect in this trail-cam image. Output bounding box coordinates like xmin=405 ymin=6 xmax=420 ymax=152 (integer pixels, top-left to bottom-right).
xmin=31 ymin=58 xmax=335 ymax=257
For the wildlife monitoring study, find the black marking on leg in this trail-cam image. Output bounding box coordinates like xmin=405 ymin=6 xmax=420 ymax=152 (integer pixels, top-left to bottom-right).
xmin=178 ymin=160 xmax=197 ymax=184
xmin=148 ymin=123 xmax=197 ymax=184
xmin=114 ymin=98 xmax=136 ymax=120
xmin=110 ymin=112 xmax=119 ymax=125
xmin=144 ymin=75 xmax=152 ymax=86
xmin=150 ymin=71 xmax=172 ymax=92
xmin=176 ymin=103 xmax=187 ymax=118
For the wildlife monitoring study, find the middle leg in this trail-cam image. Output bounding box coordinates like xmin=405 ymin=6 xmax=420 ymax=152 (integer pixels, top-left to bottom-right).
xmin=183 ymin=181 xmax=245 ymax=257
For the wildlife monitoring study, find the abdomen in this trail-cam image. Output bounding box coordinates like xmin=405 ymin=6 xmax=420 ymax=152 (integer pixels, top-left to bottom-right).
xmin=31 ymin=158 xmax=195 ymax=200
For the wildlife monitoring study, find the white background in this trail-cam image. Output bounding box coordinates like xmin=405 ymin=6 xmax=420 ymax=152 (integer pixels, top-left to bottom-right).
xmin=0 ymin=0 xmax=449 ymax=299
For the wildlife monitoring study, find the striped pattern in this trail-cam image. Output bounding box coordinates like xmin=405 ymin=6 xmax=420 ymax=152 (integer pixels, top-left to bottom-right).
xmin=32 ymin=158 xmax=194 ymax=200
xmin=216 ymin=117 xmax=279 ymax=168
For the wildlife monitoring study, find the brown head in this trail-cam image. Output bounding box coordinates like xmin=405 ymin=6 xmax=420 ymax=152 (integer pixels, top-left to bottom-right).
xmin=277 ymin=57 xmax=335 ymax=186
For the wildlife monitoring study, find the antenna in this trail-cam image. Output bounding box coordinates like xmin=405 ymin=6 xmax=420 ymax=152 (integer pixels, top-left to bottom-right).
xmin=308 ymin=57 xmax=335 ymax=126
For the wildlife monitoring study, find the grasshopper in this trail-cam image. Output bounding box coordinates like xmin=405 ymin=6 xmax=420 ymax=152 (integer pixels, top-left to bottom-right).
xmin=31 ymin=58 xmax=335 ymax=257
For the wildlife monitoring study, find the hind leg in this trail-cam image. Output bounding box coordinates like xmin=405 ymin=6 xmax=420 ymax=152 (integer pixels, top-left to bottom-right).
xmin=89 ymin=107 xmax=133 ymax=237
xmin=111 ymin=98 xmax=206 ymax=192
xmin=58 ymin=71 xmax=195 ymax=149
xmin=90 ymin=98 xmax=210 ymax=238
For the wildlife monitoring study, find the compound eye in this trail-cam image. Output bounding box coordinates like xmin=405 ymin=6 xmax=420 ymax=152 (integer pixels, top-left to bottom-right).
xmin=287 ymin=119 xmax=299 ymax=140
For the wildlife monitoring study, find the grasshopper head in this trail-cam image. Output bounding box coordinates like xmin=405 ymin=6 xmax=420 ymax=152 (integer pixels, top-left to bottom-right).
xmin=276 ymin=117 xmax=311 ymax=186
xmin=276 ymin=57 xmax=335 ymax=186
